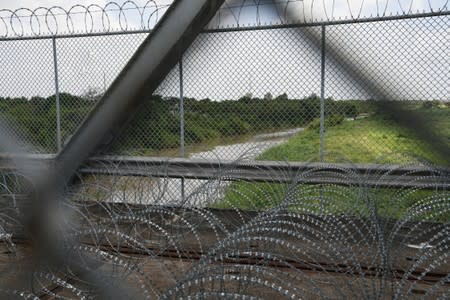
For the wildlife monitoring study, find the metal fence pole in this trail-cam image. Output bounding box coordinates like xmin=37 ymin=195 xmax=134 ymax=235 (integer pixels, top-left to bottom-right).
xmin=52 ymin=37 xmax=62 ymax=152
xmin=179 ymin=58 xmax=185 ymax=202
xmin=319 ymin=25 xmax=326 ymax=214
xmin=319 ymin=25 xmax=326 ymax=162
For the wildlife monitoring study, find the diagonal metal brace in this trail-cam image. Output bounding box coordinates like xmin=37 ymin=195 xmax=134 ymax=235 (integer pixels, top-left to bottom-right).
xmin=56 ymin=0 xmax=225 ymax=184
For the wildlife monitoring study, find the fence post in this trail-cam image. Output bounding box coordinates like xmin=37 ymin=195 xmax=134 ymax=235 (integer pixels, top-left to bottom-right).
xmin=319 ymin=25 xmax=326 ymax=214
xmin=179 ymin=57 xmax=185 ymax=202
xmin=319 ymin=25 xmax=326 ymax=162
xmin=52 ymin=37 xmax=62 ymax=152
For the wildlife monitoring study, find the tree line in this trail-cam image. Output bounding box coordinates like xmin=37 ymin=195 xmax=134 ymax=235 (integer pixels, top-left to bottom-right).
xmin=0 ymin=93 xmax=361 ymax=153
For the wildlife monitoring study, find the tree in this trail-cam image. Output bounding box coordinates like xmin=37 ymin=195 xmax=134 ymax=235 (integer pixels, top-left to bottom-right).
xmin=264 ymin=92 xmax=273 ymax=100
xmin=422 ymin=101 xmax=432 ymax=109
xmin=306 ymin=93 xmax=318 ymax=100
xmin=238 ymin=92 xmax=253 ymax=102
xmin=82 ymin=86 xmax=103 ymax=101
xmin=345 ymin=105 xmax=358 ymax=120
xmin=275 ymin=93 xmax=288 ymax=101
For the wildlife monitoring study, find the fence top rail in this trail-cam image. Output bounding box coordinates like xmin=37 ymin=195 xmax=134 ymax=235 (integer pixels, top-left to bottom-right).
xmin=1 ymin=154 xmax=448 ymax=190
xmin=0 ymin=0 xmax=449 ymax=41
xmin=1 ymin=153 xmax=449 ymax=171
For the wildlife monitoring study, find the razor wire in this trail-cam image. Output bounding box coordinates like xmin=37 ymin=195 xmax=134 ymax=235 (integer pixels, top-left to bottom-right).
xmin=0 ymin=0 xmax=449 ymax=38
xmin=0 ymin=149 xmax=449 ymax=298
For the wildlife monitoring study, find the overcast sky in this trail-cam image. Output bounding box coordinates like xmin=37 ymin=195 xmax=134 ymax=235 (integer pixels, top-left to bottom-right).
xmin=0 ymin=0 xmax=448 ymax=101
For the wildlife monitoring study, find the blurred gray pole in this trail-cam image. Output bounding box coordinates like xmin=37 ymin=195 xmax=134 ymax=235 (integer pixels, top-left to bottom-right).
xmin=52 ymin=37 xmax=62 ymax=152
xmin=179 ymin=58 xmax=185 ymax=201
xmin=319 ymin=25 xmax=326 ymax=162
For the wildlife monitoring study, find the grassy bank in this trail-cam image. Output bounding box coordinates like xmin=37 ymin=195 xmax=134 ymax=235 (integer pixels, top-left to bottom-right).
xmin=215 ymin=106 xmax=449 ymax=221
xmin=259 ymin=110 xmax=449 ymax=165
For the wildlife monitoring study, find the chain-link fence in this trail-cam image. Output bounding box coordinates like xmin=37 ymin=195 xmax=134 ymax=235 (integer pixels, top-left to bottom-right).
xmin=2 ymin=11 xmax=448 ymax=211
xmin=0 ymin=3 xmax=449 ymax=298
xmin=2 ymin=12 xmax=448 ymax=165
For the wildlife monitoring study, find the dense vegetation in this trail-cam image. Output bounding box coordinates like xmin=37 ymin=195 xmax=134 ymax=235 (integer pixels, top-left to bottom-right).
xmin=0 ymin=93 xmax=360 ymax=153
xmin=0 ymin=93 xmax=97 ymax=151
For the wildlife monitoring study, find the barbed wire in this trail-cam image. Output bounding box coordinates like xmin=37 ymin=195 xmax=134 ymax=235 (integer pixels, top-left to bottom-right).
xmin=0 ymin=150 xmax=449 ymax=298
xmin=0 ymin=0 xmax=448 ymax=38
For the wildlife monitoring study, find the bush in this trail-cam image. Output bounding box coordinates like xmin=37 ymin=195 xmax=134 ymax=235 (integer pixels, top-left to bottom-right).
xmin=344 ymin=105 xmax=358 ymax=119
xmin=308 ymin=115 xmax=345 ymax=132
xmin=422 ymin=101 xmax=433 ymax=109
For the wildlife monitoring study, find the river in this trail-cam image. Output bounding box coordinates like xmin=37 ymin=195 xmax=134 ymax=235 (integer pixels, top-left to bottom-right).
xmin=108 ymin=127 xmax=304 ymax=205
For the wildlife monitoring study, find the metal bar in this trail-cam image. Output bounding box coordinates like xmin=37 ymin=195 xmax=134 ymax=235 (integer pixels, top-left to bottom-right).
xmin=179 ymin=58 xmax=185 ymax=158
xmin=1 ymin=11 xmax=448 ymax=42
xmin=318 ymin=25 xmax=326 ymax=213
xmin=179 ymin=57 xmax=185 ymax=202
xmin=2 ymin=154 xmax=449 ymax=177
xmin=1 ymin=155 xmax=448 ymax=189
xmin=202 ymin=11 xmax=450 ymax=33
xmin=51 ymin=37 xmax=62 ymax=152
xmin=55 ymin=0 xmax=226 ymax=185
xmin=78 ymin=157 xmax=450 ymax=190
xmin=0 ymin=29 xmax=153 ymax=42
xmin=319 ymin=25 xmax=326 ymax=162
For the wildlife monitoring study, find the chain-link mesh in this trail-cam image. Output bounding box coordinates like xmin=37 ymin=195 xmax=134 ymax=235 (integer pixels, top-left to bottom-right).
xmin=77 ymin=14 xmax=448 ymax=210
xmin=179 ymin=27 xmax=322 ymax=160
xmin=322 ymin=15 xmax=449 ymax=164
xmin=1 ymin=14 xmax=448 ymax=163
xmin=0 ymin=39 xmax=57 ymax=152
xmin=0 ymin=3 xmax=449 ymax=299
xmin=104 ymin=15 xmax=449 ymax=166
xmin=108 ymin=66 xmax=181 ymax=156
xmin=56 ymin=33 xmax=149 ymax=148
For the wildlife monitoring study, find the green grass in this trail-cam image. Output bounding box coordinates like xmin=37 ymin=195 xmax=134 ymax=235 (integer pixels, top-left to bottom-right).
xmin=259 ymin=109 xmax=449 ymax=165
xmin=214 ymin=106 xmax=450 ymax=221
xmin=216 ymin=182 xmax=449 ymax=222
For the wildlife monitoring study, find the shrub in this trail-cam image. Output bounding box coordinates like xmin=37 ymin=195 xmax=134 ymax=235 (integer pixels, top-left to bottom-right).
xmin=308 ymin=115 xmax=345 ymax=132
xmin=422 ymin=101 xmax=433 ymax=109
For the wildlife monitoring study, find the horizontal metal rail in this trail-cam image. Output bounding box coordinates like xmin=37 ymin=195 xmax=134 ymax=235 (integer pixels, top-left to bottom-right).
xmin=1 ymin=11 xmax=448 ymax=41
xmin=1 ymin=154 xmax=448 ymax=190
